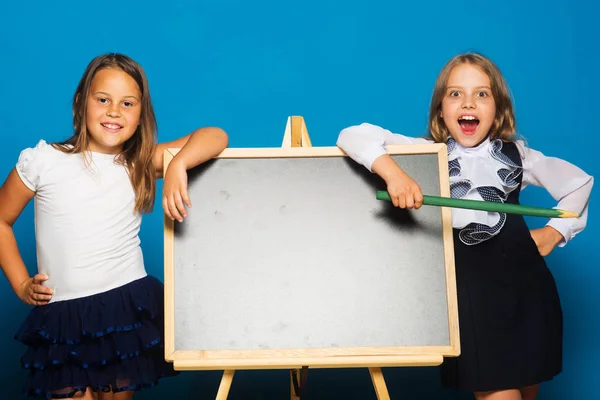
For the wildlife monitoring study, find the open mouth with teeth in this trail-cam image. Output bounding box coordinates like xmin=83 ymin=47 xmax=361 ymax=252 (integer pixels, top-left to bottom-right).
xmin=458 ymin=115 xmax=479 ymax=135
xmin=101 ymin=123 xmax=123 ymax=132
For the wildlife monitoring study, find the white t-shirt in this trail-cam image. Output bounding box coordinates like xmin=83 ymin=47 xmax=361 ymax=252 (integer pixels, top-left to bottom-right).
xmin=16 ymin=140 xmax=147 ymax=303
xmin=337 ymin=123 xmax=594 ymax=246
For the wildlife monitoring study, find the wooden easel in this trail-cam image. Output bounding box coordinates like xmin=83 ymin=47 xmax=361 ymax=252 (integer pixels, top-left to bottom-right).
xmin=162 ymin=115 xmax=456 ymax=399
xmin=212 ymin=116 xmax=399 ymax=399
xmin=163 ymin=115 xmax=458 ymax=397
xmin=283 ymin=116 xmax=390 ymax=400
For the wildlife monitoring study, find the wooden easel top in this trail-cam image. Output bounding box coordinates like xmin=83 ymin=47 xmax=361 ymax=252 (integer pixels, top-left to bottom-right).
xmin=282 ymin=116 xmax=312 ymax=148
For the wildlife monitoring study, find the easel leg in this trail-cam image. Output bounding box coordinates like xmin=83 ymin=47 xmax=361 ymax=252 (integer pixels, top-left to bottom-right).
xmin=369 ymin=367 xmax=390 ymax=400
xmin=289 ymin=366 xmax=309 ymax=399
xmin=290 ymin=370 xmax=300 ymax=400
xmin=216 ymin=370 xmax=235 ymax=400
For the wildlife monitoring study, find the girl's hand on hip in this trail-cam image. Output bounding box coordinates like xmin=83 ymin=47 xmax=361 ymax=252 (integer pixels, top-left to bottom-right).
xmin=19 ymin=274 xmax=53 ymax=306
xmin=530 ymin=226 xmax=564 ymax=256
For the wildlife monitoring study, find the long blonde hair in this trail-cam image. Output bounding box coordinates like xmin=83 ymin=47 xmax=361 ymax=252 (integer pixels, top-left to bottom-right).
xmin=53 ymin=53 xmax=157 ymax=213
xmin=428 ymin=53 xmax=516 ymax=144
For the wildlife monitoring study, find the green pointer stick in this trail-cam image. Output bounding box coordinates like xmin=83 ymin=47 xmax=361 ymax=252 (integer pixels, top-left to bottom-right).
xmin=375 ymin=191 xmax=579 ymax=218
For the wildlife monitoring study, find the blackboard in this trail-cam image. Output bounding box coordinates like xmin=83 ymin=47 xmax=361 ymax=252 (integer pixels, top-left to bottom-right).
xmin=163 ymin=144 xmax=458 ymax=370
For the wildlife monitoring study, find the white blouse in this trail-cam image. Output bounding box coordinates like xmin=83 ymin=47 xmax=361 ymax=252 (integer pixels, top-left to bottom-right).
xmin=15 ymin=140 xmax=148 ymax=302
xmin=337 ymin=123 xmax=594 ymax=246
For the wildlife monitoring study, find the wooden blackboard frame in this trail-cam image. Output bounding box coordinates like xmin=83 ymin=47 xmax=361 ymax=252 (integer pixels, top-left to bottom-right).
xmin=162 ymin=117 xmax=459 ymax=398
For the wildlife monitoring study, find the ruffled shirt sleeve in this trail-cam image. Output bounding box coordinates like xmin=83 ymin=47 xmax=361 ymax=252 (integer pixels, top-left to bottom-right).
xmin=15 ymin=140 xmax=51 ymax=192
xmin=517 ymin=141 xmax=594 ymax=246
xmin=337 ymin=123 xmax=432 ymax=171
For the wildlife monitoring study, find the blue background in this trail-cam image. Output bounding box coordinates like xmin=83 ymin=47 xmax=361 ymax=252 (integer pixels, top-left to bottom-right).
xmin=0 ymin=1 xmax=597 ymax=399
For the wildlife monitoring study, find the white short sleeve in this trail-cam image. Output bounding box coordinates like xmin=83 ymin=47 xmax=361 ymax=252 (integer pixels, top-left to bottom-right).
xmin=15 ymin=140 xmax=51 ymax=192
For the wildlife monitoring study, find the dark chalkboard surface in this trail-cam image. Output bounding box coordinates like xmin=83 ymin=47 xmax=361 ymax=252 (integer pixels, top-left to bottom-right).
xmin=164 ymin=144 xmax=458 ymax=370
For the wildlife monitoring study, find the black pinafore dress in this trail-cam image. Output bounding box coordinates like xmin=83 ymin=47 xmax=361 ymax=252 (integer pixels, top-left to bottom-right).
xmin=441 ymin=141 xmax=563 ymax=392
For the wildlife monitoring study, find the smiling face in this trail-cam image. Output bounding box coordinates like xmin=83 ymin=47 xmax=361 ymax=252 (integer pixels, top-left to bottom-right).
xmin=85 ymin=68 xmax=142 ymax=154
xmin=440 ymin=63 xmax=496 ymax=148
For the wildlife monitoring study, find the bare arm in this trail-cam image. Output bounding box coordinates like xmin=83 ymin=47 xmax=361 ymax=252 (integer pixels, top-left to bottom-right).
xmin=153 ymin=126 xmax=229 ymax=222
xmin=371 ymin=154 xmax=424 ymax=209
xmin=0 ymin=169 xmax=53 ymax=305
xmin=153 ymin=126 xmax=229 ymax=178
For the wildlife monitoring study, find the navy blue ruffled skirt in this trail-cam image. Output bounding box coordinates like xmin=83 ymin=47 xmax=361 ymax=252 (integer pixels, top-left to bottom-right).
xmin=14 ymin=275 xmax=179 ymax=398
